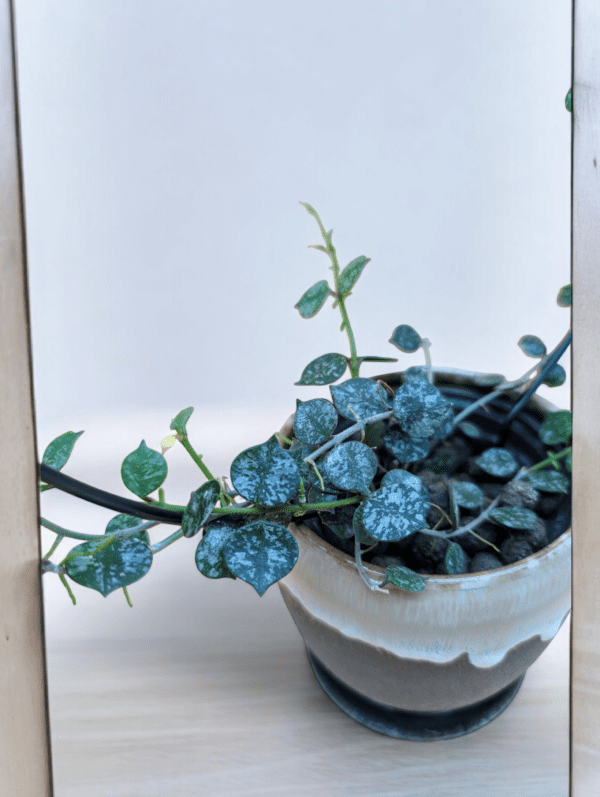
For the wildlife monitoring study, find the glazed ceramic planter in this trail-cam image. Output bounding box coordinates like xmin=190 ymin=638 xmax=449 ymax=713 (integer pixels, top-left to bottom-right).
xmin=278 ymin=368 xmax=571 ymax=740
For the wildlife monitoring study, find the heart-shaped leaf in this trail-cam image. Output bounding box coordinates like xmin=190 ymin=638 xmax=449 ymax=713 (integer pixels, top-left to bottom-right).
xmin=338 ymin=256 xmax=370 ymax=296
xmin=381 ymin=469 xmax=430 ymax=504
xmin=489 ymin=506 xmax=539 ymax=530
xmin=475 ymin=448 xmax=518 ymax=479
xmin=381 ymin=427 xmax=430 ymax=463
xmin=295 ymin=280 xmax=332 ymax=318
xmin=182 ymin=480 xmax=221 ymax=538
xmin=231 ymin=435 xmax=300 ymax=505
xmin=450 ymin=482 xmax=484 ymax=510
xmin=64 ymin=536 xmax=153 ymax=597
xmin=287 ymin=440 xmax=313 ymax=483
xmin=330 ymin=377 xmax=389 ymax=421
xmin=361 ymin=483 xmax=427 ymax=541
xmin=430 ymin=408 xmax=455 ymax=440
xmin=381 ymin=565 xmax=427 ymax=592
xmin=393 ymin=381 xmax=451 ymax=438
xmin=543 ymin=363 xmax=566 ymax=388
xmin=444 ymin=542 xmax=469 ymax=575
xmin=324 ymin=441 xmax=378 ymax=495
xmin=389 ymin=324 xmax=422 ymax=353
xmin=195 ymin=518 xmax=243 ymax=579
xmin=105 ymin=514 xmax=150 ymax=545
xmin=539 ymin=410 xmax=572 ymax=445
xmin=403 ymin=366 xmax=429 ymax=383
xmin=222 ymin=521 xmax=299 ymax=596
xmin=557 ymin=284 xmax=571 ymax=307
xmin=121 ymin=441 xmax=168 ymax=498
xmin=293 ymin=399 xmax=339 ymax=445
xmin=296 ymin=353 xmax=348 ymax=386
xmin=170 ymin=407 xmax=194 ymax=437
xmin=42 ymin=430 xmax=84 ymax=471
xmin=518 ymin=335 xmax=547 ymax=358
xmin=525 ymin=470 xmax=570 ymax=494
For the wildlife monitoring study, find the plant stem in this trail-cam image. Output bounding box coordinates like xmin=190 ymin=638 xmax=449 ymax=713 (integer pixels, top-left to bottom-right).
xmin=421 ymin=339 xmax=433 ymax=384
xmin=305 ymin=410 xmax=393 ymax=464
xmin=59 ymin=574 xmax=76 ymax=605
xmin=122 ymin=587 xmax=133 ymax=607
xmin=179 ymin=437 xmax=216 ymax=482
xmin=150 ymin=529 xmax=184 ymax=553
xmin=43 ymin=534 xmax=64 ymax=559
xmin=353 ymin=533 xmax=388 ymax=592
xmin=526 ymin=446 xmax=571 ymax=473
xmin=41 ymin=517 xmax=157 ymax=542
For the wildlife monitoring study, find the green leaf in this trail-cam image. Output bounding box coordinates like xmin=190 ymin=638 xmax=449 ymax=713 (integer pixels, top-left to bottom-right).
xmin=230 ymin=435 xmax=300 ymax=506
xmin=450 ymin=482 xmax=484 ymax=510
xmin=489 ymin=506 xmax=538 ymax=530
xmin=458 ymin=421 xmax=482 ymax=439
xmin=323 ymin=441 xmax=378 ymax=495
xmin=565 ymin=88 xmax=572 ymax=113
xmin=170 ymin=407 xmax=194 ymax=438
xmin=430 ymin=408 xmax=455 ymax=441
xmin=470 ymin=373 xmax=505 ymax=387
xmin=543 ymin=363 xmax=566 ymax=388
xmin=525 ymin=470 xmax=570 ymax=494
xmin=557 ymin=284 xmax=571 ymax=307
xmin=121 ymin=441 xmax=168 ymax=498
xmin=361 ymin=483 xmax=427 ymax=541
xmin=444 ymin=542 xmax=469 ymax=575
xmin=182 ymin=480 xmax=221 ymax=538
xmin=393 ymin=381 xmax=451 ymax=439
xmin=381 ymin=427 xmax=430 ymax=463
xmin=293 ymin=399 xmax=338 ymax=446
xmin=222 ymin=521 xmax=299 ymax=596
xmin=296 ymin=353 xmax=347 ymax=386
xmin=475 ymin=448 xmax=518 ymax=479
xmin=389 ymin=324 xmax=422 ymax=353
xmin=403 ymin=366 xmax=429 ymax=383
xmin=330 ymin=377 xmax=389 ymax=421
xmin=338 ymin=256 xmax=370 ymax=296
xmin=518 ymin=335 xmax=547 ymax=358
xmin=539 ymin=410 xmax=572 ymax=445
xmin=381 ymin=565 xmax=427 ymax=592
xmin=42 ymin=430 xmax=84 ymax=471
xmin=380 ymin=469 xmax=429 ymax=504
xmin=295 ymin=280 xmax=332 ymax=319
xmin=195 ymin=518 xmax=243 ymax=579
xmin=363 ymin=419 xmax=384 ymax=448
xmin=565 ymin=450 xmax=572 ymax=472
xmin=105 ymin=514 xmax=150 ymax=545
xmin=64 ymin=536 xmax=152 ymax=597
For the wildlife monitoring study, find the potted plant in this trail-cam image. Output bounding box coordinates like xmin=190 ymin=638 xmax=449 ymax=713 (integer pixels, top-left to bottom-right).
xmin=40 ymin=203 xmax=571 ymax=741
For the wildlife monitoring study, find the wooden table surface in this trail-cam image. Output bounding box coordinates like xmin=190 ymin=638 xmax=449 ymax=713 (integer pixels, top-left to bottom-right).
xmin=46 ymin=597 xmax=570 ymax=797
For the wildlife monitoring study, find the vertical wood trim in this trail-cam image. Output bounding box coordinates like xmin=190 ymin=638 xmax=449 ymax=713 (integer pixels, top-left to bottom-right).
xmin=571 ymin=1 xmax=600 ymax=794
xmin=0 ymin=2 xmax=53 ymax=795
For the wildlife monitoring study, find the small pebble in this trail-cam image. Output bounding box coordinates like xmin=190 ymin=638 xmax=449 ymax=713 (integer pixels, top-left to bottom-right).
xmin=500 ymin=481 xmax=540 ymax=510
xmin=452 ymin=521 xmax=499 ymax=555
xmin=371 ymin=554 xmax=407 ymax=569
xmin=410 ymin=532 xmax=449 ymax=569
xmin=512 ymin=518 xmax=548 ymax=552
xmin=536 ymin=493 xmax=566 ymax=517
xmin=500 ymin=536 xmax=534 ymax=565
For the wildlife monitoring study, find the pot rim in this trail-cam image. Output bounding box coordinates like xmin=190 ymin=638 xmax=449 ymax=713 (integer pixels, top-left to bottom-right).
xmin=284 ymin=366 xmax=571 ymax=588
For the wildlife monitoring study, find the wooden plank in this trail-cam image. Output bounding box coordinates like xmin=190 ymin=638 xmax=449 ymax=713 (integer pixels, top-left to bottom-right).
xmin=0 ymin=1 xmax=53 ymax=795
xmin=571 ymin=1 xmax=600 ymax=794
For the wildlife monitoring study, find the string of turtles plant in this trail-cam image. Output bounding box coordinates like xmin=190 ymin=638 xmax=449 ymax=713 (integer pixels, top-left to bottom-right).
xmin=40 ymin=203 xmax=572 ymax=603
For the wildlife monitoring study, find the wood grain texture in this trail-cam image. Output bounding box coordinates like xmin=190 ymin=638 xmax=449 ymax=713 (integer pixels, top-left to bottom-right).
xmin=0 ymin=1 xmax=53 ymax=794
xmin=571 ymin=1 xmax=600 ymax=794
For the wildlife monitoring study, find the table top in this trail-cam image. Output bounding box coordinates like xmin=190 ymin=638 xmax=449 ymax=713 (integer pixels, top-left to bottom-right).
xmin=46 ymin=596 xmax=569 ymax=797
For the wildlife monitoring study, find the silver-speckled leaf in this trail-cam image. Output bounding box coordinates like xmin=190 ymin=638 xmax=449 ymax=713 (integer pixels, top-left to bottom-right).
xmin=389 ymin=324 xmax=422 ymax=353
xmin=182 ymin=480 xmax=221 ymax=538
xmin=105 ymin=514 xmax=150 ymax=545
xmin=42 ymin=430 xmax=84 ymax=471
xmin=64 ymin=536 xmax=153 ymax=597
xmin=543 ymin=363 xmax=566 ymax=388
xmin=382 ymin=565 xmax=427 ymax=592
xmin=525 ymin=470 xmax=570 ymax=494
xmin=489 ymin=506 xmax=538 ymax=530
xmin=518 ymin=335 xmax=547 ymax=358
xmin=362 ymin=483 xmax=427 ymax=541
xmin=539 ymin=410 xmax=572 ymax=445
xmin=444 ymin=542 xmax=469 ymax=575
xmin=393 ymin=381 xmax=451 ymax=439
xmin=403 ymin=366 xmax=429 ymax=383
xmin=557 ymin=284 xmax=571 ymax=307
xmin=338 ymin=256 xmax=370 ymax=296
xmin=475 ymin=448 xmax=518 ymax=479
xmin=330 ymin=377 xmax=389 ymax=421
xmin=295 ymin=280 xmax=332 ymax=318
xmin=324 ymin=441 xmax=378 ymax=495
xmin=381 ymin=427 xmax=430 ymax=463
xmin=121 ymin=440 xmax=168 ymax=498
xmin=431 ymin=407 xmax=455 ymax=440
xmin=450 ymin=482 xmax=484 ymax=510
xmin=296 ymin=353 xmax=347 ymax=386
xmin=170 ymin=407 xmax=194 ymax=437
xmin=195 ymin=518 xmax=243 ymax=579
xmin=293 ymin=399 xmax=339 ymax=445
xmin=222 ymin=521 xmax=299 ymax=596
xmin=230 ymin=435 xmax=300 ymax=506
xmin=381 ymin=469 xmax=430 ymax=505
xmin=287 ymin=440 xmax=313 ymax=483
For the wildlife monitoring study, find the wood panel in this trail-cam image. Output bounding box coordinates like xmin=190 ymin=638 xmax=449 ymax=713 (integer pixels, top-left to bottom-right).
xmin=571 ymin=1 xmax=600 ymax=794
xmin=0 ymin=1 xmax=53 ymax=795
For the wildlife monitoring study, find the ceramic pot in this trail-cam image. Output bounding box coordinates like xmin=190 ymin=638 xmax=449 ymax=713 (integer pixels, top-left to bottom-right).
xmin=278 ymin=368 xmax=571 ymax=740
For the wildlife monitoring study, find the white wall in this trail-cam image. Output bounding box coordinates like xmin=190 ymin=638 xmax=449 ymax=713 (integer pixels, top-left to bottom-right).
xmin=13 ymin=0 xmax=572 ymax=639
